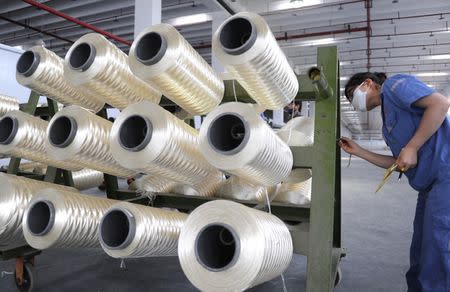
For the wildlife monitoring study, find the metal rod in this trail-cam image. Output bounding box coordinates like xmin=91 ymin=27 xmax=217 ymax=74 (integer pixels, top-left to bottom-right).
xmin=0 ymin=15 xmax=74 ymax=44
xmin=21 ymin=0 xmax=131 ymax=46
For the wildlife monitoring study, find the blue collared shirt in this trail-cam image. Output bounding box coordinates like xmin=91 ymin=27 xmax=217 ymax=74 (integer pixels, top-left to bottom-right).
xmin=381 ymin=74 xmax=450 ymax=191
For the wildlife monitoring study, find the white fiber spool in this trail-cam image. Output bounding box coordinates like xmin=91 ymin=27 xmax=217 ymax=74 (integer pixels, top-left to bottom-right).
xmin=131 ymin=174 xmax=177 ymax=193
xmin=46 ymin=106 xmax=136 ymax=178
xmin=212 ymin=12 xmax=298 ymax=110
xmin=0 ymin=111 xmax=82 ymax=171
xmin=217 ymin=175 xmax=276 ymax=202
xmin=0 ymin=174 xmax=76 ymax=250
xmin=129 ymin=23 xmax=224 ymax=116
xmin=99 ymin=202 xmax=187 ymax=258
xmin=274 ymin=168 xmax=312 ymax=205
xmin=110 ymin=101 xmax=224 ymax=196
xmin=16 ymin=46 xmax=104 ymax=112
xmin=277 ymin=117 xmax=314 ymax=146
xmin=0 ymin=94 xmax=19 ymax=116
xmin=64 ymin=33 xmax=161 ymax=110
xmin=22 ymin=189 xmax=115 ymax=249
xmin=178 ymin=200 xmax=293 ymax=291
xmin=199 ymin=102 xmax=293 ymax=186
xmin=134 ymin=175 xmax=211 ymax=197
xmin=72 ymin=169 xmax=104 ymax=190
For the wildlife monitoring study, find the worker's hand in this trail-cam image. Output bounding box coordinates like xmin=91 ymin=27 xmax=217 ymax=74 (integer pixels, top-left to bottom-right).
xmin=338 ymin=137 xmax=362 ymax=156
xmin=396 ymin=145 xmax=418 ymax=172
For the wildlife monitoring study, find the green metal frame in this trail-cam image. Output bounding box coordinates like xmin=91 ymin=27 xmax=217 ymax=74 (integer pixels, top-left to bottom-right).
xmin=1 ymin=47 xmax=344 ymax=290
xmin=120 ymin=46 xmax=344 ymax=291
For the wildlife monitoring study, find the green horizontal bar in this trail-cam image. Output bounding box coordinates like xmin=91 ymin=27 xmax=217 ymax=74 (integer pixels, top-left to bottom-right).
xmin=127 ymin=192 xmax=310 ymax=222
xmin=0 ymin=245 xmax=40 ymax=261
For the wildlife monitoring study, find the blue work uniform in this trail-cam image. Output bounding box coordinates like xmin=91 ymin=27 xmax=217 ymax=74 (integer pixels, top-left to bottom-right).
xmin=381 ymin=74 xmax=450 ymax=292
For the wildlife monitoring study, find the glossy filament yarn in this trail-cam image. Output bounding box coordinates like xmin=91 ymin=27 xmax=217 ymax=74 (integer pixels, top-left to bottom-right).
xmin=0 ymin=94 xmax=19 ymax=116
xmin=72 ymin=169 xmax=104 ymax=190
xmin=46 ymin=106 xmax=136 ymax=178
xmin=217 ymin=175 xmax=275 ymax=203
xmin=16 ymin=46 xmax=104 ymax=112
xmin=135 ymin=175 xmax=212 ymax=197
xmin=64 ymin=33 xmax=161 ymax=110
xmin=110 ymin=101 xmax=224 ymax=196
xmin=129 ymin=23 xmax=224 ymax=115
xmin=212 ymin=12 xmax=298 ymax=110
xmin=0 ymin=110 xmax=82 ymax=171
xmin=277 ymin=117 xmax=314 ymax=147
xmin=178 ymin=200 xmax=293 ymax=292
xmin=199 ymin=102 xmax=293 ymax=186
xmin=99 ymin=201 xmax=187 ymax=258
xmin=22 ymin=189 xmax=115 ymax=249
xmin=0 ymin=173 xmax=75 ymax=250
xmin=274 ymin=168 xmax=312 ymax=205
xmin=133 ymin=175 xmax=177 ymax=193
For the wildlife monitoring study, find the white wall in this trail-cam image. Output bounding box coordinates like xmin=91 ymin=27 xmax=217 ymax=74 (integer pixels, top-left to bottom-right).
xmin=0 ymin=44 xmax=31 ymax=102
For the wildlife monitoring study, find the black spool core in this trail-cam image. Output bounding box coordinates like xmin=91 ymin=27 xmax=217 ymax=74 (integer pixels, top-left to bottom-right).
xmin=100 ymin=209 xmax=134 ymax=249
xmin=135 ymin=32 xmax=167 ymax=65
xmin=118 ymin=115 xmax=152 ymax=152
xmin=69 ymin=42 xmax=96 ymax=71
xmin=219 ymin=17 xmax=257 ymax=55
xmin=195 ymin=224 xmax=239 ymax=271
xmin=27 ymin=201 xmax=55 ymax=236
xmin=208 ymin=114 xmax=248 ymax=155
xmin=0 ymin=117 xmax=18 ymax=145
xmin=16 ymin=51 xmax=40 ymax=77
xmin=49 ymin=116 xmax=77 ymax=148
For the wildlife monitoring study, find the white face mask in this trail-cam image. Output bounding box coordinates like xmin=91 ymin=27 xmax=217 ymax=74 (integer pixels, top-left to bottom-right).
xmin=351 ymin=85 xmax=368 ymax=112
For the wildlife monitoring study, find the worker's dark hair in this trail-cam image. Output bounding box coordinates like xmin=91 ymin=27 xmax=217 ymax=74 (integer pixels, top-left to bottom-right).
xmin=344 ymin=72 xmax=387 ymax=100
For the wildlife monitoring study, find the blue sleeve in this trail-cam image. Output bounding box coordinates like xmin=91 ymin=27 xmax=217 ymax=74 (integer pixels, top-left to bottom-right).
xmin=382 ymin=74 xmax=435 ymax=110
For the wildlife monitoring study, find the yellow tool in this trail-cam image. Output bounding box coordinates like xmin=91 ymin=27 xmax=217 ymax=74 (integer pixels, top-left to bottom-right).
xmin=375 ymin=163 xmax=400 ymax=193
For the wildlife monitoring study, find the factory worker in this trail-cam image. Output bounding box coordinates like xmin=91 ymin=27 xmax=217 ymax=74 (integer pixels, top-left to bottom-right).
xmin=339 ymin=72 xmax=450 ymax=292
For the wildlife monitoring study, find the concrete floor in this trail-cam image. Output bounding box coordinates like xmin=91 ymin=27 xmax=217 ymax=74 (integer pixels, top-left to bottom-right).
xmin=0 ymin=157 xmax=417 ymax=291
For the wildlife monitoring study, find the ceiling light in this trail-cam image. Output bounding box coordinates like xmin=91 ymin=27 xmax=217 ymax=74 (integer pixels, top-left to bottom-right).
xmin=307 ymin=37 xmax=336 ymax=46
xmin=275 ymin=0 xmax=323 ymax=10
xmin=169 ymin=13 xmax=212 ymax=26
xmin=340 ymin=76 xmax=349 ymax=81
xmin=415 ymin=72 xmax=449 ymax=77
xmin=428 ymin=54 xmax=450 ymax=60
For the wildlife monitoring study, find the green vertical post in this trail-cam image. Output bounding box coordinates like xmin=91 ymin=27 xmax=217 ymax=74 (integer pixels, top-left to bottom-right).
xmin=96 ymin=107 xmax=120 ymax=199
xmin=306 ymin=46 xmax=340 ymax=292
xmin=8 ymin=91 xmax=41 ymax=175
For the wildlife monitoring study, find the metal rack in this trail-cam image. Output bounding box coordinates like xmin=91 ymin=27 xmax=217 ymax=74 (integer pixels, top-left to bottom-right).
xmin=1 ymin=46 xmax=343 ymax=292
